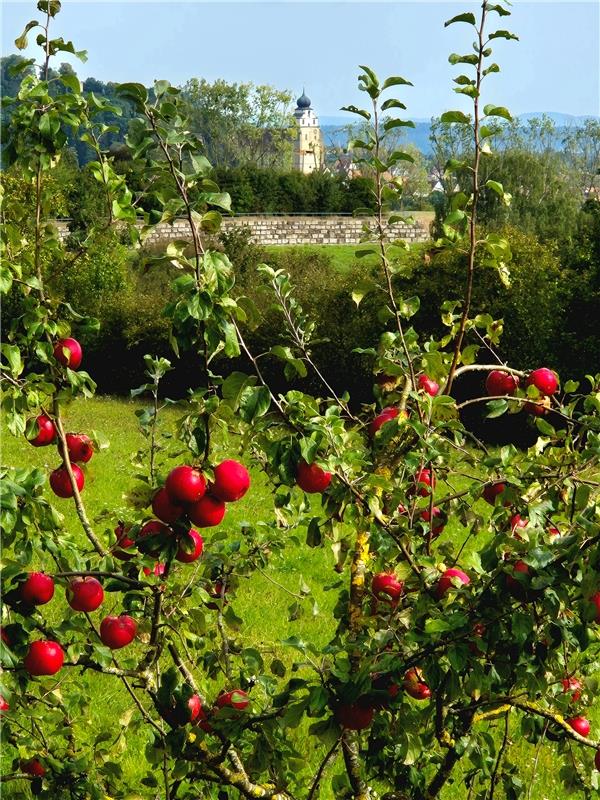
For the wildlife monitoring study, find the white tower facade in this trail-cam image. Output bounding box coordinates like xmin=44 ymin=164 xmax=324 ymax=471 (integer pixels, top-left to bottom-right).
xmin=293 ymin=90 xmax=324 ymax=174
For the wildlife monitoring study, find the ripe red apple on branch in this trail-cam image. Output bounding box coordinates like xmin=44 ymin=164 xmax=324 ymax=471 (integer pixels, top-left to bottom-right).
xmin=151 ymin=487 xmax=185 ymax=524
xmin=112 ymin=523 xmax=135 ymax=560
xmin=420 ymin=506 xmax=447 ymax=537
xmin=369 ymin=406 xmax=406 ymax=438
xmin=20 ymin=758 xmax=46 ymax=777
xmin=482 ymin=482 xmax=509 ymax=506
xmin=296 ymin=460 xmax=332 ymax=494
xmin=562 ymin=677 xmax=583 ymax=703
xmin=334 ymin=701 xmax=374 ymax=730
xmin=165 ymin=466 xmax=206 ymax=505
xmin=50 ymin=464 xmax=84 ymax=498
xmin=411 ymin=468 xmax=435 ymax=498
xmin=176 ymin=528 xmax=204 ymax=563
xmin=526 ymin=367 xmax=559 ymax=396
xmin=371 ymin=572 xmax=404 ymax=604
xmin=65 ymin=433 xmax=93 ymax=463
xmin=418 ymin=374 xmax=439 ymax=397
xmin=53 ymin=337 xmax=82 ymax=369
xmin=211 ymin=460 xmax=250 ymax=502
xmin=187 ymin=494 xmax=226 ymax=527
xmin=436 ymin=568 xmax=470 ymax=598
xmin=216 ymin=689 xmax=250 ymax=711
xmin=99 ymin=615 xmax=137 ymax=649
xmin=403 ymin=668 xmax=432 ymax=700
xmin=24 ymin=640 xmax=64 ymax=676
xmin=27 ymin=414 xmax=57 ymax=447
xmin=567 ymin=716 xmax=591 ymax=737
xmin=66 ymin=576 xmax=104 ymax=612
xmin=485 ymin=369 xmax=519 ymax=396
xmin=19 ymin=572 xmax=55 ymax=605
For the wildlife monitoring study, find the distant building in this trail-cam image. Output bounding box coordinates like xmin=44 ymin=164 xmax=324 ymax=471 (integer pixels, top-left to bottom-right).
xmin=293 ymin=90 xmax=324 ymax=173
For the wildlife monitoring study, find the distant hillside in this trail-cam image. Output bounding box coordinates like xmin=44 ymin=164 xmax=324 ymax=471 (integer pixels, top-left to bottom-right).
xmin=321 ymin=113 xmax=599 ymax=156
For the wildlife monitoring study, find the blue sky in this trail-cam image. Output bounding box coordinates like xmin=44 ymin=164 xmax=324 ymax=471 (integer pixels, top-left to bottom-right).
xmin=2 ymin=1 xmax=599 ymax=119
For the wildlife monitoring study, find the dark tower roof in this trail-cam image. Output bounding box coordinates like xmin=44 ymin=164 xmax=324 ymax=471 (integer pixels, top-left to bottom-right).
xmin=296 ymin=90 xmax=311 ymax=109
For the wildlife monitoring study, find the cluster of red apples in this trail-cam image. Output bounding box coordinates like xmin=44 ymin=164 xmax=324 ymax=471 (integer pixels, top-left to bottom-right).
xmin=113 ymin=459 xmax=250 ymax=573
xmin=485 ymin=366 xmax=559 ymax=416
xmin=28 ymin=338 xmax=92 ymax=498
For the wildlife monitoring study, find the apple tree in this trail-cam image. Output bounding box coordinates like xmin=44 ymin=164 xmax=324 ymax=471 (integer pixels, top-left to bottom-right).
xmin=1 ymin=2 xmax=600 ymax=800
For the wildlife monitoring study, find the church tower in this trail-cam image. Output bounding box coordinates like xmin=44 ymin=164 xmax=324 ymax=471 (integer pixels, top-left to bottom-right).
xmin=293 ymin=90 xmax=324 ymax=174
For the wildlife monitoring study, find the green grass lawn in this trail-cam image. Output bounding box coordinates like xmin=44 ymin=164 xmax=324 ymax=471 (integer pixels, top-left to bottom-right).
xmin=1 ymin=397 xmax=597 ymax=799
xmin=263 ymin=243 xmax=380 ymax=273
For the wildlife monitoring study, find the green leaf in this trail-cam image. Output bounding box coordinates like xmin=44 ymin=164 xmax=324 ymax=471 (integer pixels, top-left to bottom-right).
xmin=116 ymin=82 xmax=148 ymax=108
xmin=15 ymin=20 xmax=39 ymax=50
xmin=381 ymin=76 xmax=413 ymax=90
xmin=351 ymin=278 xmax=378 ymax=307
xmin=340 ymin=105 xmax=371 ymax=121
xmin=381 ymin=98 xmax=407 ymax=112
xmin=448 ymin=53 xmax=479 ymax=66
xmin=238 ymin=385 xmax=271 ymax=424
xmin=399 ymin=296 xmax=420 ymax=319
xmin=60 ymin=72 xmax=81 ymax=93
xmin=486 ymin=399 xmax=508 ymax=418
xmin=444 ymin=12 xmax=476 ymax=26
xmin=440 ymin=110 xmax=471 ymax=124
xmin=483 ymin=104 xmax=513 ymax=122
xmin=384 ymin=118 xmax=415 ymax=132
xmin=488 ymin=30 xmax=519 ymax=42
xmin=1 ymin=345 xmax=23 ymax=376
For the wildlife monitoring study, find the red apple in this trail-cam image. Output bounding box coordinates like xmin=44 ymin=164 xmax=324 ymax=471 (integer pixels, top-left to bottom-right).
xmin=165 ymin=466 xmax=206 ymax=505
xmin=0 ymin=696 xmax=8 ymax=712
xmin=418 ymin=374 xmax=439 ymax=397
xmin=506 ymin=560 xmax=530 ymax=593
xmin=296 ymin=460 xmax=332 ymax=494
xmin=482 ymin=482 xmax=508 ymax=506
xmin=138 ymin=520 xmax=173 ymax=555
xmin=188 ymin=694 xmax=202 ymax=722
xmin=436 ymin=567 xmax=470 ymax=598
xmin=526 ymin=368 xmax=558 ymax=396
xmin=524 ymin=396 xmax=551 ymax=416
xmin=206 ymin=581 xmax=228 ymax=609
xmin=143 ymin=562 xmax=165 ymax=577
xmin=510 ymin=514 xmax=529 ymax=539
xmin=24 ymin=640 xmax=64 ymax=676
xmin=113 ymin=523 xmax=135 ymax=561
xmin=567 ymin=715 xmax=590 ymax=737
xmin=187 ymin=494 xmax=226 ymax=528
xmin=588 ymin=591 xmax=600 ymax=623
xmin=369 ymin=406 xmax=400 ymax=437
xmin=151 ymin=487 xmax=184 ymax=524
xmin=65 ymin=433 xmax=93 ymax=463
xmin=53 ymin=337 xmax=82 ymax=369
xmin=49 ymin=464 xmax=84 ymax=498
xmin=211 ymin=460 xmax=250 ymax=502
xmin=66 ymin=576 xmax=104 ymax=612
xmin=403 ymin=668 xmax=432 ymax=700
xmin=335 ymin=702 xmax=374 ymax=730
xmin=216 ymin=689 xmax=250 ymax=711
xmin=420 ymin=506 xmax=446 ymax=537
xmin=176 ymin=529 xmax=204 ymax=563
xmin=548 ymin=525 xmax=561 ymax=538
xmin=371 ymin=573 xmax=404 ymax=604
xmin=1 ymin=626 xmax=10 ymax=646
xmin=28 ymin=414 xmax=56 ymax=447
xmin=20 ymin=758 xmax=46 ymax=777
xmin=99 ymin=615 xmax=137 ymax=649
xmin=485 ymin=370 xmax=519 ymax=396
xmin=562 ymin=677 xmax=582 ymax=703
xmin=412 ymin=468 xmax=435 ymax=498
xmin=20 ymin=572 xmax=54 ymax=605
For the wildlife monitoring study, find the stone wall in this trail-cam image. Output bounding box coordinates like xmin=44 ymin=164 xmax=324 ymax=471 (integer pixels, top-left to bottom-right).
xmin=54 ymin=213 xmax=432 ymax=246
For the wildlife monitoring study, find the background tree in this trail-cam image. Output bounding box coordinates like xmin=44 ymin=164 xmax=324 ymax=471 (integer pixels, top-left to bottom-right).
xmin=182 ymin=78 xmax=296 ymax=169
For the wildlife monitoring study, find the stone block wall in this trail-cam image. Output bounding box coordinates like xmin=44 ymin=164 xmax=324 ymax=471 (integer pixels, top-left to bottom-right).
xmin=54 ymin=213 xmax=432 ymax=246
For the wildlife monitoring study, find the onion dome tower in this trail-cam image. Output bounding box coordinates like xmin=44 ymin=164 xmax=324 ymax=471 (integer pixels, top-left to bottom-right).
xmin=293 ymin=89 xmax=324 ymax=173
